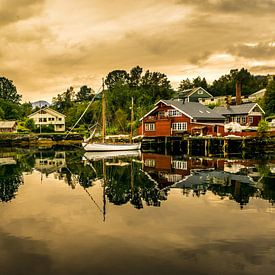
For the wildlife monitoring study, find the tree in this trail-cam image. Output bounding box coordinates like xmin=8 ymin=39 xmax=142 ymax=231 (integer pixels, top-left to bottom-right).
xmin=75 ymin=85 xmax=94 ymax=102
xmin=209 ymin=68 xmax=267 ymax=97
xmin=0 ymin=77 xmax=22 ymax=104
xmin=25 ymin=118 xmax=36 ymax=131
xmin=178 ymin=77 xmax=208 ymax=91
xmin=257 ymin=119 xmax=270 ymax=137
xmin=178 ymin=78 xmax=193 ymax=91
xmin=52 ymin=86 xmax=75 ymax=113
xmin=105 ymin=70 xmax=129 ymax=90
xmin=264 ymin=80 xmax=275 ymax=116
xmin=193 ymin=76 xmax=208 ymax=90
xmin=0 ymin=107 xmax=4 ymax=119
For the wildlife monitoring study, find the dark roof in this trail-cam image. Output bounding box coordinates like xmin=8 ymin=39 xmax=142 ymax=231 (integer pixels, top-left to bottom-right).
xmin=175 ymin=87 xmax=212 ymax=98
xmin=214 ymin=103 xmax=259 ymax=115
xmin=160 ymin=100 xmax=225 ymax=120
xmin=31 ymin=100 xmax=50 ymax=108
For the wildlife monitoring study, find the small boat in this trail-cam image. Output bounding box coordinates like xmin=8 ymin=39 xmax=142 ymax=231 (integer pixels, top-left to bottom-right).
xmin=83 ymin=80 xmax=141 ymax=152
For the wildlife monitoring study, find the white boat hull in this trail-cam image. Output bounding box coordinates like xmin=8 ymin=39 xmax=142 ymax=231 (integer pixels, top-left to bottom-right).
xmin=82 ymin=142 xmax=141 ymax=152
xmin=83 ymin=150 xmax=140 ymax=161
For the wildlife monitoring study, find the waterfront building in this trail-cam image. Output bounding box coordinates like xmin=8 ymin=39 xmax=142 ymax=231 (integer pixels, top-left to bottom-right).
xmin=138 ymin=100 xmax=225 ymax=137
xmin=28 ymin=107 xmax=66 ymax=132
xmin=214 ymin=103 xmax=264 ymax=127
xmin=0 ymin=121 xmax=17 ymax=133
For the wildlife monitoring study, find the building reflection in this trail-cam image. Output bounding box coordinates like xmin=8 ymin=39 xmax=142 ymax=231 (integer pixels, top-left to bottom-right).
xmin=141 ymin=152 xmax=275 ymax=208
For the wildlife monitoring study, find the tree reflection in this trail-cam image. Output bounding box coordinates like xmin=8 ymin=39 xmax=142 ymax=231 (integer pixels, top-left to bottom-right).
xmin=0 ymin=164 xmax=23 ymax=203
xmin=105 ymin=160 xmax=167 ymax=209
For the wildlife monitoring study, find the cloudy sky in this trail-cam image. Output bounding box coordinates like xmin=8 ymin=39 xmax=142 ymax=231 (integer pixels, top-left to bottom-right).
xmin=1 ymin=0 xmax=275 ymax=102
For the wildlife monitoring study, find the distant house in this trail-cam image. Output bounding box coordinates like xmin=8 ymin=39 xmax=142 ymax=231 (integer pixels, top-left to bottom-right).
xmin=31 ymin=100 xmax=51 ymax=109
xmin=138 ymin=100 xmax=225 ymax=137
xmin=214 ymin=103 xmax=264 ymax=126
xmin=0 ymin=121 xmax=17 ymax=133
xmin=248 ymin=89 xmax=266 ymax=102
xmin=28 ymin=107 xmax=65 ymax=132
xmin=174 ymin=87 xmax=213 ymax=102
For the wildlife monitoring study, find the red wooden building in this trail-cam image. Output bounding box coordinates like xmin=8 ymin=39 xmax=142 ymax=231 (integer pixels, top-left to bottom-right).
xmin=214 ymin=103 xmax=264 ymax=127
xmin=138 ymin=100 xmax=225 ymax=137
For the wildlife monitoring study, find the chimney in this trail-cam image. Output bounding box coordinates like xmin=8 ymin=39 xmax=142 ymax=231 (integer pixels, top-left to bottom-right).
xmin=236 ymin=81 xmax=241 ymax=105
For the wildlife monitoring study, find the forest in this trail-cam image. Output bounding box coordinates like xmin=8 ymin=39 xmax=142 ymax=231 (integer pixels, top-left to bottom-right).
xmin=0 ymin=66 xmax=274 ymax=134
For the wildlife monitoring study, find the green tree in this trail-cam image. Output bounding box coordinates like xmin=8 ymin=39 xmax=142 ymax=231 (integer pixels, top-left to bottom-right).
xmin=25 ymin=118 xmax=36 ymax=131
xmin=264 ymin=80 xmax=275 ymax=116
xmin=0 ymin=107 xmax=4 ymax=119
xmin=178 ymin=78 xmax=193 ymax=91
xmin=52 ymin=86 xmax=75 ymax=113
xmin=178 ymin=77 xmax=208 ymax=91
xmin=257 ymin=119 xmax=270 ymax=137
xmin=75 ymin=85 xmax=94 ymax=102
xmin=0 ymin=77 xmax=22 ymax=103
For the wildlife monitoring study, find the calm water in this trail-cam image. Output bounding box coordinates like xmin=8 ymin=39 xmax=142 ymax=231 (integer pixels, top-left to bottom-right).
xmin=0 ymin=147 xmax=275 ymax=275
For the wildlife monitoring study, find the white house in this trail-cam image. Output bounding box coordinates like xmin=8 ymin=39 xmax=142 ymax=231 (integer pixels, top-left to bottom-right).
xmin=28 ymin=107 xmax=66 ymax=132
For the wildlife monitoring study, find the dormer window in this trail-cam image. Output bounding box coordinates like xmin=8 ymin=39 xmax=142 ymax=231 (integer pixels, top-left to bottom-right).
xmin=168 ymin=109 xmax=181 ymax=117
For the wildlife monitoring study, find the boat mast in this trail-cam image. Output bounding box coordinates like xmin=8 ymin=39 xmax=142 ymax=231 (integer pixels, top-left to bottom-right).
xmin=130 ymin=97 xmax=134 ymax=144
xmin=102 ymin=78 xmax=106 ymax=143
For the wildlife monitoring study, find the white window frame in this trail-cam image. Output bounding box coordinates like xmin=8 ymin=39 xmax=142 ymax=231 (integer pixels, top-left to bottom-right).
xmin=145 ymin=123 xmax=155 ymax=131
xmin=168 ymin=109 xmax=182 ymax=117
xmin=144 ymin=159 xmax=155 ymax=167
xmin=198 ymin=90 xmax=203 ymax=95
xmin=241 ymin=116 xmax=246 ymax=124
xmin=249 ymin=117 xmax=253 ymax=124
xmin=172 ymin=122 xmax=187 ymax=132
xmin=172 ymin=160 xmax=187 ymax=170
xmin=235 ymin=116 xmax=241 ymax=123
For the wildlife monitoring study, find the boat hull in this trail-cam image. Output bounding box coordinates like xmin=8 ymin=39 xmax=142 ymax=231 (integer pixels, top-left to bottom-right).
xmin=83 ymin=150 xmax=140 ymax=161
xmin=82 ymin=142 xmax=141 ymax=152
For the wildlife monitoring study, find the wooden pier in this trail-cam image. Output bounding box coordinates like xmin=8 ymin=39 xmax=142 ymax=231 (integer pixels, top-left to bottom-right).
xmin=141 ymin=135 xmax=275 ymax=157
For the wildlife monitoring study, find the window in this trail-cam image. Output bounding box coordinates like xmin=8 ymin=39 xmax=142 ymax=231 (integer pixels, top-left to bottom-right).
xmin=168 ymin=109 xmax=181 ymax=117
xmin=249 ymin=117 xmax=253 ymax=124
xmin=241 ymin=116 xmax=246 ymax=124
xmin=172 ymin=122 xmax=187 ymax=131
xmin=198 ymin=90 xmax=203 ymax=94
xmin=145 ymin=123 xmax=155 ymax=131
xmin=59 ymin=118 xmax=62 ymax=121
xmin=145 ymin=159 xmax=155 ymax=167
xmin=172 ymin=160 xmax=187 ymax=170
xmin=158 ymin=111 xmax=165 ymax=117
xmin=235 ymin=116 xmax=241 ymax=123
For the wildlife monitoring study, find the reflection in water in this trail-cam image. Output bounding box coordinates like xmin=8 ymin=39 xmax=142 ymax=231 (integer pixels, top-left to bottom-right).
xmin=142 ymin=152 xmax=275 ymax=208
xmin=0 ymin=147 xmax=275 ymax=275
xmin=0 ymin=148 xmax=274 ymax=209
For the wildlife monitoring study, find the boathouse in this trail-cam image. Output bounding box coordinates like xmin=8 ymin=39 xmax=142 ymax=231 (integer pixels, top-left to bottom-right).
xmin=0 ymin=121 xmax=17 ymax=133
xmin=138 ymin=100 xmax=225 ymax=137
xmin=214 ymin=103 xmax=264 ymax=127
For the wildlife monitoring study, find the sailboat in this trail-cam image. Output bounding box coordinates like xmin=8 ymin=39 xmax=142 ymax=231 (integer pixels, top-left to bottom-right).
xmin=82 ymin=80 xmax=141 ymax=152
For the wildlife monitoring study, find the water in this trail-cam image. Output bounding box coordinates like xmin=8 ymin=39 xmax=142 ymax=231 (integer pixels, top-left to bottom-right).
xmin=0 ymin=147 xmax=275 ymax=275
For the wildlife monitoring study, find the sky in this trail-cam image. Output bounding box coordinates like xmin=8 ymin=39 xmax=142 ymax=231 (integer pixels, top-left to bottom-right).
xmin=1 ymin=0 xmax=275 ymax=102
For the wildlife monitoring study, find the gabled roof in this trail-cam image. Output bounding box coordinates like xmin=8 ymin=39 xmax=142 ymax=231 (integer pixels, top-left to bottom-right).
xmin=140 ymin=100 xmax=225 ymax=121
xmin=248 ymin=88 xmax=266 ymax=98
xmin=28 ymin=107 xmax=66 ymax=118
xmin=160 ymin=100 xmax=225 ymax=120
xmin=214 ymin=103 xmax=265 ymax=115
xmin=0 ymin=121 xmax=17 ymax=128
xmin=176 ymin=87 xmax=213 ymax=98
